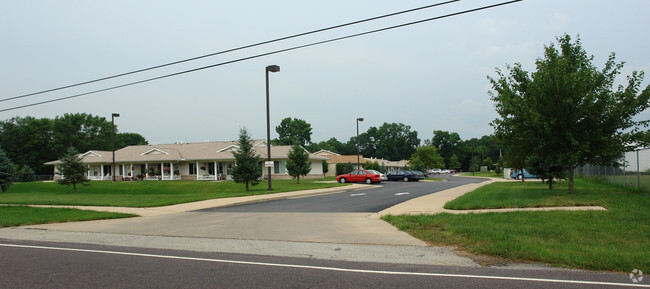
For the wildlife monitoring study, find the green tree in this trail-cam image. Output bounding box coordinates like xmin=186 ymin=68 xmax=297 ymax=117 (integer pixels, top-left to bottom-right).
xmin=231 ymin=128 xmax=262 ymax=191
xmin=16 ymin=165 xmax=35 ymax=182
xmin=275 ymin=117 xmax=312 ymax=146
xmin=364 ymin=161 xmax=380 ymax=171
xmin=483 ymin=157 xmax=493 ymax=170
xmin=322 ymin=160 xmax=329 ymax=175
xmin=51 ymin=113 xmax=113 ymax=154
xmin=490 ymin=34 xmax=650 ymax=193
xmin=449 ymin=154 xmax=461 ymax=171
xmin=336 ymin=162 xmax=355 ymax=175
xmin=469 ymin=156 xmax=481 ymax=175
xmin=56 ymin=147 xmax=90 ymax=194
xmin=0 ymin=116 xmax=53 ymax=175
xmin=410 ymin=146 xmax=444 ymax=173
xmin=117 ymin=132 xmax=148 ymax=148
xmin=286 ymin=145 xmax=311 ymax=184
xmin=431 ymin=131 xmax=461 ymax=169
xmin=357 ymin=123 xmax=420 ymax=161
xmin=0 ymin=149 xmax=15 ymax=192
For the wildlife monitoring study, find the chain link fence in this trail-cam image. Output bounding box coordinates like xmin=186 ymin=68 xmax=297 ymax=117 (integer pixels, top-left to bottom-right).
xmin=575 ymin=148 xmax=650 ymax=191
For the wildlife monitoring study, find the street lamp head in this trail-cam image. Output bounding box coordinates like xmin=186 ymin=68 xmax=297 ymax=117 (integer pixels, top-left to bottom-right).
xmin=266 ymin=65 xmax=280 ymax=73
xmin=357 ymin=117 xmax=364 ymax=122
xmin=112 ymin=113 xmax=120 ymax=117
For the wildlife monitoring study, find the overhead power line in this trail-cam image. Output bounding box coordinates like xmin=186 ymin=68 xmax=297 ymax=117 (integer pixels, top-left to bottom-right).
xmin=1 ymin=0 xmax=460 ymax=103
xmin=0 ymin=0 xmax=522 ymax=113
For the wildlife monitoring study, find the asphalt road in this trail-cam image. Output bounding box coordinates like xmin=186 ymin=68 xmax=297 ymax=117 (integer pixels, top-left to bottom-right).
xmin=196 ymin=174 xmax=485 ymax=213
xmin=0 ymin=241 xmax=640 ymax=289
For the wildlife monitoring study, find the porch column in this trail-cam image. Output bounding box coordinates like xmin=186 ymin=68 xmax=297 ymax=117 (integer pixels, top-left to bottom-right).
xmin=196 ymin=162 xmax=199 ymax=180
xmin=87 ymin=165 xmax=91 ymax=179
xmin=170 ymin=163 xmax=174 ymax=180
xmin=100 ymin=165 xmax=104 ymax=181
xmin=145 ymin=163 xmax=149 ymax=178
xmin=214 ymin=161 xmax=217 ymax=180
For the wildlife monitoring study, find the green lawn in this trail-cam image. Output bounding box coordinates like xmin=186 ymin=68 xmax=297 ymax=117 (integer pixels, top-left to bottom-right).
xmin=460 ymin=171 xmax=504 ymax=178
xmin=1 ymin=179 xmax=346 ymax=207
xmin=382 ymin=178 xmax=650 ymax=272
xmin=444 ymin=180 xmax=608 ymax=209
xmin=0 ymin=206 xmax=135 ymax=227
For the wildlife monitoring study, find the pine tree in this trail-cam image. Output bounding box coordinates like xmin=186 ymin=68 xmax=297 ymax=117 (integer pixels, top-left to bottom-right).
xmin=56 ymin=147 xmax=90 ymax=194
xmin=232 ymin=128 xmax=262 ymax=191
xmin=286 ymin=145 xmax=311 ymax=184
xmin=0 ymin=149 xmax=15 ymax=193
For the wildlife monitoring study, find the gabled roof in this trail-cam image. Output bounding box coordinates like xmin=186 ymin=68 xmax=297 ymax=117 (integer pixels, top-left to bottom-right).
xmin=313 ymin=149 xmax=340 ymax=156
xmin=326 ymin=155 xmax=365 ymax=164
xmin=45 ymin=140 xmax=328 ymax=165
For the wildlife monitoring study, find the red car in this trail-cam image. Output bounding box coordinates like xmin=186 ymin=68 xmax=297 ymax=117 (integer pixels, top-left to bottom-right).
xmin=337 ymin=169 xmax=382 ymax=184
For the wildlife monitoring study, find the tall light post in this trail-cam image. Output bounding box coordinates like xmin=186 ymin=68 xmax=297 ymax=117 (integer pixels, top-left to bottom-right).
xmin=111 ymin=113 xmax=120 ymax=182
xmin=265 ymin=65 xmax=280 ymax=191
xmin=356 ymin=117 xmax=364 ymax=169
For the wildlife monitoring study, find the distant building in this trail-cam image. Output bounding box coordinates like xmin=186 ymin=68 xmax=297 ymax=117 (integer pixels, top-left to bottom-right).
xmin=312 ymin=150 xmax=408 ymax=176
xmin=46 ymin=140 xmax=328 ymax=181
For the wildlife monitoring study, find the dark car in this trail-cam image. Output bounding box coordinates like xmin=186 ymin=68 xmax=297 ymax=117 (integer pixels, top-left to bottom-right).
xmin=386 ymin=170 xmax=420 ymax=182
xmin=337 ymin=169 xmax=382 ymax=184
xmin=412 ymin=170 xmax=426 ymax=179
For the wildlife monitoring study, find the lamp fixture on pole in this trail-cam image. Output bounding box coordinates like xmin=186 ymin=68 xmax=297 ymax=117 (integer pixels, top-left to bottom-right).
xmin=265 ymin=65 xmax=280 ymax=191
xmin=356 ymin=117 xmax=364 ymax=169
xmin=111 ymin=113 xmax=120 ymax=182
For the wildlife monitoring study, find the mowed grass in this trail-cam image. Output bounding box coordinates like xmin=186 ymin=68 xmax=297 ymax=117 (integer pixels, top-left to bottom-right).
xmin=460 ymin=171 xmax=504 ymax=178
xmin=444 ymin=179 xmax=609 ymax=209
xmin=382 ymin=178 xmax=650 ymax=272
xmin=1 ymin=206 xmax=135 ymax=227
xmin=1 ymin=179 xmax=346 ymax=207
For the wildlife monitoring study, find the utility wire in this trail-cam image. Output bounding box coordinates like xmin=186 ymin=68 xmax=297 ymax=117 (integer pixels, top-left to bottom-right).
xmin=1 ymin=0 xmax=460 ymax=103
xmin=0 ymin=0 xmax=522 ymax=113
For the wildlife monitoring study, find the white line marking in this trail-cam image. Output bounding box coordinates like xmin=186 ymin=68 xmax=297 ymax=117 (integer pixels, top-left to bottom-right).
xmin=1 ymin=243 xmax=647 ymax=287
xmin=350 ymin=193 xmax=366 ymax=197
xmin=395 ymin=192 xmax=410 ymax=196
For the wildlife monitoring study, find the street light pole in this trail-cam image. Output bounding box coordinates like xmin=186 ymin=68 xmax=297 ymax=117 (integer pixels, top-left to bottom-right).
xmin=356 ymin=117 xmax=364 ymax=169
xmin=266 ymin=65 xmax=280 ymax=191
xmin=111 ymin=113 xmax=120 ymax=182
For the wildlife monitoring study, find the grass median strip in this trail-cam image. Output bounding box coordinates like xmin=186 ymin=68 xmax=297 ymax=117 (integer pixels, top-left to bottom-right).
xmin=382 ymin=178 xmax=649 ymax=272
xmin=1 ymin=206 xmax=136 ymax=228
xmin=1 ymin=179 xmax=346 ymax=207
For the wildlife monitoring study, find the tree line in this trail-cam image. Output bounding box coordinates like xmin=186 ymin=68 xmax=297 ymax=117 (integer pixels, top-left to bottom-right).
xmin=0 ymin=113 xmax=148 ymax=176
xmin=274 ymin=117 xmax=504 ymax=173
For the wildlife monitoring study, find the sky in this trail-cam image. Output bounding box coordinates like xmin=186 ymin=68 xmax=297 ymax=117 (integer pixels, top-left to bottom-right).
xmin=2 ymin=0 xmax=649 ymax=145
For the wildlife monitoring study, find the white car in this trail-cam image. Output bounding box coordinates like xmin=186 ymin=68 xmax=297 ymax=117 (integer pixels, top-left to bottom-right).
xmin=429 ymin=169 xmax=442 ymax=174
xmin=368 ymin=170 xmax=387 ymax=181
xmin=441 ymin=169 xmax=450 ymax=174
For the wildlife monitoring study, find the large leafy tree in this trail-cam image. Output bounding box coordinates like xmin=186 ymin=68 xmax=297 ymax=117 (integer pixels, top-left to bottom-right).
xmin=51 ymin=113 xmax=113 ymax=154
xmin=117 ymin=132 xmax=149 ymax=147
xmin=0 ymin=116 xmax=52 ymax=175
xmin=409 ymin=146 xmax=444 ymax=172
xmin=431 ymin=130 xmax=461 ymax=169
xmin=56 ymin=147 xmax=90 ymax=194
xmin=0 ymin=114 xmax=148 ymax=175
xmin=355 ymin=122 xmax=420 ymax=161
xmin=232 ymin=128 xmax=262 ymax=191
xmin=490 ymin=34 xmax=650 ymax=193
xmin=285 ymin=145 xmax=311 ymax=184
xmin=0 ymin=149 xmax=15 ymax=192
xmin=275 ymin=117 xmax=312 ymax=146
